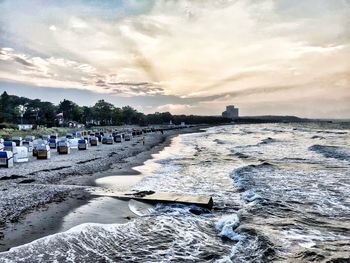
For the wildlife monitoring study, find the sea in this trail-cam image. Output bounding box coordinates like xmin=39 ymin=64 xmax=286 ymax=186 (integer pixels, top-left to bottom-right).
xmin=0 ymin=123 xmax=349 ymax=262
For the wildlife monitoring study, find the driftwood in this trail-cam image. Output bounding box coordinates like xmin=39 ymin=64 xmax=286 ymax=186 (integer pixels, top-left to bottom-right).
xmin=91 ymin=190 xmax=214 ymax=209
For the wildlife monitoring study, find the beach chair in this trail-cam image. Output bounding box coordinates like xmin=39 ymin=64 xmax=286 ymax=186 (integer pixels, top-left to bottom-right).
xmin=24 ymin=135 xmax=35 ymax=142
xmin=57 ymin=140 xmax=71 ymax=154
xmin=4 ymin=141 xmax=16 ymax=152
xmin=48 ymin=139 xmax=57 ymax=149
xmin=50 ymin=133 xmax=58 ymax=140
xmin=78 ymin=139 xmax=89 ymax=150
xmin=96 ymin=134 xmax=102 ymax=142
xmin=12 ymin=136 xmax=23 ymax=146
xmin=68 ymin=138 xmax=79 ymax=149
xmin=22 ymin=141 xmax=34 ymax=152
xmin=14 ymin=146 xmax=29 ymax=163
xmin=102 ymin=135 xmax=114 ymax=144
xmin=89 ymin=137 xmax=99 ymax=146
xmin=0 ymin=151 xmax=14 ymax=168
xmin=114 ymin=134 xmax=122 ymax=143
xmin=37 ymin=145 xmax=51 ymax=159
xmin=33 ymin=140 xmax=47 ymax=156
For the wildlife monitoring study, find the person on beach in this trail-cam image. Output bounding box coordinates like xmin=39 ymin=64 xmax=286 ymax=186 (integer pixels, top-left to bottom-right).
xmin=142 ymin=136 xmax=145 ymax=145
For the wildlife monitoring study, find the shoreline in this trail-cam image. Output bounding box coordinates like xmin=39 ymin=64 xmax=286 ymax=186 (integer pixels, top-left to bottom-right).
xmin=0 ymin=127 xmax=202 ymax=252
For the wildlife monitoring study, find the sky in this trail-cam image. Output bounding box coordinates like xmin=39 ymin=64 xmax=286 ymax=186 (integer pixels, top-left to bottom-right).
xmin=0 ymin=0 xmax=349 ymax=118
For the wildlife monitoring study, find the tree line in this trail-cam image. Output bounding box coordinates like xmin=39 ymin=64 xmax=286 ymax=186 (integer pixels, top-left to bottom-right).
xmin=0 ymin=91 xmax=230 ymax=128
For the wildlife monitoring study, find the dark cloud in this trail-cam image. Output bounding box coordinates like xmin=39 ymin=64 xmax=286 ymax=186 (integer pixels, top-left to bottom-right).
xmin=107 ymin=81 xmax=164 ymax=95
xmin=111 ymin=88 xmax=122 ymax=94
xmin=192 ymin=84 xmax=303 ymax=103
xmin=108 ymin=81 xmax=151 ymax=86
xmin=95 ymin=79 xmax=107 ymax=87
xmin=13 ymin=56 xmax=35 ymax=67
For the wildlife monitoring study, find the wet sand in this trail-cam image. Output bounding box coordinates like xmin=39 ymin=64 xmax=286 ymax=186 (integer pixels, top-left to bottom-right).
xmin=0 ymin=127 xmax=199 ymax=251
xmin=0 ymin=195 xmax=87 ymax=251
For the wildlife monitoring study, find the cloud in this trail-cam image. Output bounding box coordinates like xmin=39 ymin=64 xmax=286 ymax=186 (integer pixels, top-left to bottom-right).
xmin=0 ymin=0 xmax=349 ymax=117
xmin=0 ymin=47 xmax=164 ymax=95
xmin=155 ymin=103 xmax=194 ymax=114
xmin=49 ymin=25 xmax=57 ymax=31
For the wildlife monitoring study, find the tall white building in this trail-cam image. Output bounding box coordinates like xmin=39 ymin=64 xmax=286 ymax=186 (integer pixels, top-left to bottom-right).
xmin=222 ymin=105 xmax=239 ymax=119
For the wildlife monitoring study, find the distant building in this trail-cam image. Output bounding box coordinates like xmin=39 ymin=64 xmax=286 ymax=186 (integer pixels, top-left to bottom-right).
xmin=222 ymin=105 xmax=239 ymax=119
xmin=168 ymin=120 xmax=175 ymax=128
xmin=18 ymin=124 xmax=33 ymax=130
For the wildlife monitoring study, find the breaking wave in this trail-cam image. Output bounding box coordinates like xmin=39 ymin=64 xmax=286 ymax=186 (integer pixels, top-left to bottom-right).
xmin=1 ymin=214 xmax=234 ymax=263
xmin=309 ymin=145 xmax=350 ymax=162
xmin=259 ymin=137 xmax=276 ymax=145
xmin=229 ymin=163 xmax=273 ymax=191
xmin=215 ymin=214 xmax=241 ymax=241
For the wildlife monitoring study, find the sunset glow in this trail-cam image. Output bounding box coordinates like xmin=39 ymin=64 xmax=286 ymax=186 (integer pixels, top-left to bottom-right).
xmin=0 ymin=0 xmax=349 ymax=117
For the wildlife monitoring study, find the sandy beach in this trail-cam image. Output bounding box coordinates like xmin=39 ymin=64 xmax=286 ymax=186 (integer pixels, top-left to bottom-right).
xmin=0 ymin=127 xmax=199 ymax=251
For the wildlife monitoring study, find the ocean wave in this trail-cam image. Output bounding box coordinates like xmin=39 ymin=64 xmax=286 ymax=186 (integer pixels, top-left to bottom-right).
xmin=311 ymin=135 xmax=325 ymax=140
xmin=261 ymin=127 xmax=287 ymax=133
xmin=216 ymin=228 xmax=276 ymax=263
xmin=259 ymin=137 xmax=276 ymax=145
xmin=241 ymin=190 xmax=264 ymax=204
xmin=150 ymin=203 xmax=212 ymax=217
xmin=229 ymin=163 xmax=273 ymax=191
xmin=293 ymin=239 xmax=350 ymax=263
xmin=309 ymin=145 xmax=350 ymax=161
xmin=316 ymin=130 xmax=347 ymax=135
xmin=233 ymin=137 xmax=278 ymax=149
xmin=215 ymin=214 xmax=241 ymax=241
xmin=214 ymin=139 xmax=229 ymax=145
xmin=128 ymin=199 xmax=155 ymax=216
xmin=229 ymin=151 xmax=250 ymax=159
xmin=0 ymin=215 xmax=233 ymax=263
xmin=239 ymin=128 xmax=254 ymax=134
xmin=154 ymin=156 xmax=188 ymax=165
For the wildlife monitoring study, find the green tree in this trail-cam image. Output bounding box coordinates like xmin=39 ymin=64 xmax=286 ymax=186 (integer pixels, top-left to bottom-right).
xmin=93 ymin=100 xmax=114 ymax=125
xmin=40 ymin=102 xmax=56 ymax=127
xmin=24 ymin=99 xmax=42 ymax=124
xmin=57 ymin=99 xmax=81 ymax=122
xmin=0 ymin=91 xmax=13 ymax=123
xmin=81 ymin=106 xmax=94 ymax=125
xmin=121 ymin=106 xmax=138 ymax=124
xmin=72 ymin=106 xmax=83 ymax=122
xmin=112 ymin=107 xmax=122 ymax=125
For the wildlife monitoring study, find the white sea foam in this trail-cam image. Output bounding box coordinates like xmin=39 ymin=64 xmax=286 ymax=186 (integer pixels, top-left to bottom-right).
xmin=241 ymin=190 xmax=263 ymax=203
xmin=215 ymin=214 xmax=241 ymax=241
